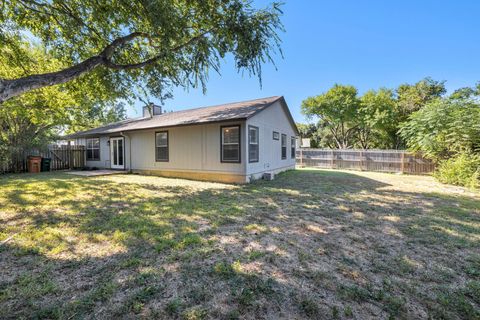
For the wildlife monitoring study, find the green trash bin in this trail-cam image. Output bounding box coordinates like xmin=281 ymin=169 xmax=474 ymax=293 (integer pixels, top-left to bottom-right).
xmin=41 ymin=157 xmax=51 ymax=172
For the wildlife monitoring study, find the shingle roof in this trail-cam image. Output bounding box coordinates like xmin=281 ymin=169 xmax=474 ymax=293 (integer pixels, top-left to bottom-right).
xmin=64 ymin=96 xmax=288 ymax=138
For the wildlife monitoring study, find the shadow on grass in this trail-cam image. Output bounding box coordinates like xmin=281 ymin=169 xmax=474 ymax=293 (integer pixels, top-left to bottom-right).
xmin=0 ymin=169 xmax=479 ymax=319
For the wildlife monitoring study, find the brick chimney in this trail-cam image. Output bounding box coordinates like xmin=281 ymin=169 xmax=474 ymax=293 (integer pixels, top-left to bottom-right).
xmin=143 ymin=103 xmax=162 ymax=118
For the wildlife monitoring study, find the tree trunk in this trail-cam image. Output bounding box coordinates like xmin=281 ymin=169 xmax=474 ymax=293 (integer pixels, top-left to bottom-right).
xmin=0 ymin=56 xmax=104 ymax=103
xmin=0 ymin=33 xmax=144 ymax=103
xmin=0 ymin=31 xmax=209 ymax=104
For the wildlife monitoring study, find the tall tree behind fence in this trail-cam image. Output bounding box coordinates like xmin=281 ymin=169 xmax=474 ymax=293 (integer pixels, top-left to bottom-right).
xmin=1 ymin=145 xmax=85 ymax=174
xmin=296 ymin=149 xmax=435 ymax=174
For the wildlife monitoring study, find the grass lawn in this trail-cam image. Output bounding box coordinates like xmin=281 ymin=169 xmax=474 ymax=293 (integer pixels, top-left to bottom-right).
xmin=1 ymin=169 xmax=479 ymax=319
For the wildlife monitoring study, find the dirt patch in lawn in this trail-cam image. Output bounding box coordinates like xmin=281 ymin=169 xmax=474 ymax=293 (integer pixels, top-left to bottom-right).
xmin=1 ymin=169 xmax=479 ymax=319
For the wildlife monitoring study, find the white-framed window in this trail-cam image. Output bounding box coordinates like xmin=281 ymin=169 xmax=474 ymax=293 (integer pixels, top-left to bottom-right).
xmin=86 ymin=138 xmax=100 ymax=161
xmin=221 ymin=125 xmax=240 ymax=163
xmin=155 ymin=131 xmax=169 ymax=162
xmin=248 ymin=125 xmax=259 ymax=163
xmin=281 ymin=134 xmax=287 ymax=159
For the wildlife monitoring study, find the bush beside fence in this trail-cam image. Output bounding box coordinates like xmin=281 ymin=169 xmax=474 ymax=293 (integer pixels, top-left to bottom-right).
xmin=296 ymin=149 xmax=435 ymax=174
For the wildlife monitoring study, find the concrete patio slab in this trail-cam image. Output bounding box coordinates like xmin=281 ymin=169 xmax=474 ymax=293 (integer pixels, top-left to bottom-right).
xmin=66 ymin=170 xmax=126 ymax=177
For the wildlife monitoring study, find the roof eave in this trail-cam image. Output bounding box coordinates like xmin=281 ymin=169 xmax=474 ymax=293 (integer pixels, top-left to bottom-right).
xmin=61 ymin=117 xmax=250 ymax=139
xmin=246 ymin=96 xmax=300 ymax=135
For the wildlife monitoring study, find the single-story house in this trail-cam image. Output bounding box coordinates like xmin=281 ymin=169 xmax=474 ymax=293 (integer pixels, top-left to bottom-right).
xmin=65 ymin=96 xmax=299 ymax=183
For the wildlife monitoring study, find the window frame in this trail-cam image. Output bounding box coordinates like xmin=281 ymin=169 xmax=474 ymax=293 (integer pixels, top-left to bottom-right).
xmin=220 ymin=125 xmax=241 ymax=163
xmin=291 ymin=136 xmax=296 ymax=159
xmin=86 ymin=137 xmax=100 ymax=161
xmin=248 ymin=125 xmax=259 ymax=163
xmin=273 ymin=131 xmax=279 ymax=140
xmin=155 ymin=131 xmax=169 ymax=162
xmin=281 ymin=134 xmax=287 ymax=160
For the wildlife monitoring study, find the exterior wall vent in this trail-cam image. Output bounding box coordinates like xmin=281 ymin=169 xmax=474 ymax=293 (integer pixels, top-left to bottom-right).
xmin=263 ymin=172 xmax=274 ymax=181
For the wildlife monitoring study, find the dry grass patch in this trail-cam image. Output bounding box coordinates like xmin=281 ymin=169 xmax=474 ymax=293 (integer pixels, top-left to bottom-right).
xmin=0 ymin=169 xmax=479 ymax=319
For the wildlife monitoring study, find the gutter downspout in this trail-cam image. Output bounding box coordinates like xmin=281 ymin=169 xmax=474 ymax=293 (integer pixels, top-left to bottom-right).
xmin=120 ymin=131 xmax=132 ymax=173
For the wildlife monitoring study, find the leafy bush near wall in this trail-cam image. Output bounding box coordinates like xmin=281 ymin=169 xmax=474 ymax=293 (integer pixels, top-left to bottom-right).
xmin=400 ymin=97 xmax=480 ymax=161
xmin=400 ymin=93 xmax=480 ymax=189
xmin=434 ymin=153 xmax=480 ymax=189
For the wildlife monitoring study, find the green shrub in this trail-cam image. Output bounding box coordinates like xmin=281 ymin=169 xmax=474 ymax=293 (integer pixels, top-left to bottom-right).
xmin=434 ymin=153 xmax=480 ymax=189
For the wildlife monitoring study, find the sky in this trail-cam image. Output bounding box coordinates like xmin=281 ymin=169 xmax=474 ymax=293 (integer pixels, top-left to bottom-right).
xmin=128 ymin=0 xmax=480 ymax=123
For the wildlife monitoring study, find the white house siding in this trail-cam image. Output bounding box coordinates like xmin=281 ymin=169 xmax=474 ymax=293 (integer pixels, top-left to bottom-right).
xmin=245 ymin=100 xmax=297 ymax=181
xmin=128 ymin=121 xmax=247 ymax=182
xmin=71 ymin=100 xmax=297 ymax=183
xmin=75 ymin=135 xmax=131 ymax=170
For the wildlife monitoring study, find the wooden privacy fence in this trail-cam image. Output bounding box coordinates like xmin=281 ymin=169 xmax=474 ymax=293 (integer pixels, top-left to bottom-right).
xmin=296 ymin=149 xmax=435 ymax=174
xmin=47 ymin=145 xmax=86 ymax=170
xmin=1 ymin=145 xmax=86 ymax=174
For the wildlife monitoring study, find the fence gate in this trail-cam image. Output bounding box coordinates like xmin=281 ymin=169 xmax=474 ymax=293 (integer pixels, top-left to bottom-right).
xmin=47 ymin=145 xmax=86 ymax=170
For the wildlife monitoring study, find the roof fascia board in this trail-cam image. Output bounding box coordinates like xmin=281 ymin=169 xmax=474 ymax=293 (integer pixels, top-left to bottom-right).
xmin=246 ymin=96 xmax=299 ymax=135
xmin=63 ymin=118 xmax=248 ymax=139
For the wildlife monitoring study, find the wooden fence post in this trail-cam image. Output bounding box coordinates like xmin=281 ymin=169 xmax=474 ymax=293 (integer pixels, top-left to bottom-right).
xmin=360 ymin=150 xmax=364 ymax=171
xmin=400 ymin=152 xmax=405 ymax=174
xmin=68 ymin=141 xmax=73 ymax=169
xmin=330 ymin=149 xmax=334 ymax=169
xmin=300 ymin=148 xmax=303 ymax=167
